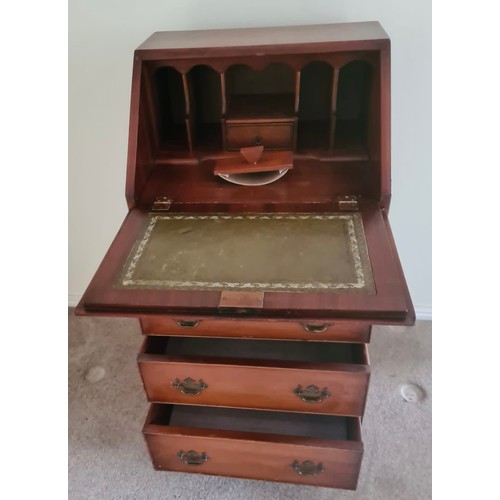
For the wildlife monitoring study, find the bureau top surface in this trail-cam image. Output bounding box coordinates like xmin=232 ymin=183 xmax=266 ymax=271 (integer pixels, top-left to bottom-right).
xmin=136 ymin=22 xmax=389 ymax=54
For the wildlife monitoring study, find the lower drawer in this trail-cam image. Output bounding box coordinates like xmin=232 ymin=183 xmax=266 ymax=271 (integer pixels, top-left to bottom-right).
xmin=143 ymin=404 xmax=363 ymax=490
xmin=137 ymin=337 xmax=370 ymax=417
xmin=140 ymin=317 xmax=371 ymax=343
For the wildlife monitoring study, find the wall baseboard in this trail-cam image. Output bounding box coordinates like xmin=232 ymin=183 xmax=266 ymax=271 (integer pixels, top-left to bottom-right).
xmin=69 ymin=294 xmax=432 ymax=321
xmin=68 ymin=294 xmax=81 ymax=308
xmin=415 ymin=305 xmax=432 ymax=321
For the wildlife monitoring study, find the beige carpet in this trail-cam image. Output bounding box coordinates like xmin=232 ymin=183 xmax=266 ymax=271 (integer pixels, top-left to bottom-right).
xmin=69 ymin=312 xmax=431 ymax=499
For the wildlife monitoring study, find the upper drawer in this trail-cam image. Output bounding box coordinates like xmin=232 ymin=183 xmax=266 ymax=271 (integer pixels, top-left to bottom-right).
xmin=140 ymin=317 xmax=371 ymax=343
xmin=224 ymin=119 xmax=295 ymax=150
xmin=144 ymin=403 xmax=363 ymax=490
xmin=138 ymin=336 xmax=370 ymax=417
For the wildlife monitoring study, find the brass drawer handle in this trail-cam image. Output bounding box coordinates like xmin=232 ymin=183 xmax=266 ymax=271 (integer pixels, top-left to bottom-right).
xmin=178 ymin=450 xmax=208 ymax=465
xmin=176 ymin=320 xmax=200 ymax=328
xmin=291 ymin=460 xmax=324 ymax=476
xmin=172 ymin=377 xmax=208 ymax=396
xmin=302 ymin=323 xmax=330 ymax=333
xmin=293 ymin=384 xmax=330 ymax=403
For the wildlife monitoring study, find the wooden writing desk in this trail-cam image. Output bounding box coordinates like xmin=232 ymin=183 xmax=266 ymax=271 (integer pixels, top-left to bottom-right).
xmin=76 ymin=22 xmax=414 ymax=490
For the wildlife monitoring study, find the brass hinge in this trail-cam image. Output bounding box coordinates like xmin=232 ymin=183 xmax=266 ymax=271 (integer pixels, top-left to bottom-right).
xmin=152 ymin=197 xmax=173 ymax=211
xmin=337 ymin=195 xmax=359 ymax=211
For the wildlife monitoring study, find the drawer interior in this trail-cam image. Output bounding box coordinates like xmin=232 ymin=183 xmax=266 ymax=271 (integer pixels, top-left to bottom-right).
xmin=149 ymin=404 xmax=360 ymax=441
xmin=143 ymin=336 xmax=368 ymax=364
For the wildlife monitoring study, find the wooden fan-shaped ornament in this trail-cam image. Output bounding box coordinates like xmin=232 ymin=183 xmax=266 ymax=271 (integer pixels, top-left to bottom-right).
xmin=240 ymin=145 xmax=264 ymax=164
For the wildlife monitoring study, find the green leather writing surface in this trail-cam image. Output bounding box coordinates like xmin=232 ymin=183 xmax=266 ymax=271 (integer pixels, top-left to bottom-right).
xmin=118 ymin=213 xmax=375 ymax=293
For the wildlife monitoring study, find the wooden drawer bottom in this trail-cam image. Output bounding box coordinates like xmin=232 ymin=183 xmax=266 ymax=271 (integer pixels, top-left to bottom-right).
xmin=143 ymin=404 xmax=363 ymax=489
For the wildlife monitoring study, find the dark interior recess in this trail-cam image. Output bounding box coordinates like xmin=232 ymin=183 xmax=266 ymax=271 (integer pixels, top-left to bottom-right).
xmin=187 ymin=65 xmax=223 ymax=150
xmin=225 ymin=63 xmax=296 ymax=119
xmin=155 ymin=67 xmax=188 ymax=150
xmin=297 ymin=61 xmax=333 ymax=150
xmin=144 ymin=336 xmax=365 ymax=364
xmin=141 ymin=56 xmax=379 ymax=209
xmin=150 ymin=403 xmax=354 ymax=441
xmin=335 ymin=61 xmax=372 ymax=149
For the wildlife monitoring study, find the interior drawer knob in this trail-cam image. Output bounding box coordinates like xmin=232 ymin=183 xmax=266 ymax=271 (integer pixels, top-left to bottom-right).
xmin=301 ymin=323 xmax=330 ymax=333
xmin=172 ymin=377 xmax=208 ymax=396
xmin=293 ymin=384 xmax=330 ymax=403
xmin=177 ymin=450 xmax=208 ymax=465
xmin=176 ymin=319 xmax=200 ymax=328
xmin=254 ymin=135 xmax=263 ymax=145
xmin=291 ymin=460 xmax=324 ymax=476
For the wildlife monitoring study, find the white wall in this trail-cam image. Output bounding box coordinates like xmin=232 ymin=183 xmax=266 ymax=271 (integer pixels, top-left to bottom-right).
xmin=69 ymin=0 xmax=431 ymax=317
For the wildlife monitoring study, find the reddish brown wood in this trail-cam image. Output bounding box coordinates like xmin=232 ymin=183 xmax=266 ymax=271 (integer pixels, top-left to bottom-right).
xmin=139 ymin=317 xmax=372 ymax=343
xmin=79 ymin=206 xmax=413 ymax=323
xmin=143 ymin=404 xmax=363 ymax=489
xmin=139 ymin=160 xmax=371 ymax=208
xmin=76 ymin=23 xmax=415 ymax=491
xmin=224 ymin=120 xmax=295 ymax=150
xmin=142 ymin=64 xmax=160 ymax=157
xmin=125 ymin=30 xmax=387 ymax=205
xmin=125 ymin=56 xmax=146 ymax=209
xmin=239 ymin=145 xmax=264 ymax=164
xmin=294 ymin=71 xmax=301 ymax=113
xmin=136 ymin=21 xmax=388 ymax=57
xmin=146 ymin=52 xmax=378 ymax=77
xmin=329 ymin=68 xmax=340 ymax=150
xmin=380 ymin=43 xmax=391 ymax=210
xmin=213 ymin=151 xmax=293 ymax=175
xmin=137 ymin=337 xmax=369 ymax=417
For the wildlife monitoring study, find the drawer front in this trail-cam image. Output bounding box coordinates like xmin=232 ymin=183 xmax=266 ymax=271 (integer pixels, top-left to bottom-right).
xmin=138 ymin=340 xmax=370 ymax=417
xmin=144 ymin=406 xmax=363 ymax=490
xmin=140 ymin=317 xmax=371 ymax=343
xmin=224 ymin=120 xmax=295 ymax=150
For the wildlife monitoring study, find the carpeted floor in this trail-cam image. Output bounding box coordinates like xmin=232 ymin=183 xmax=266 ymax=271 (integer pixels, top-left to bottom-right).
xmin=68 ymin=312 xmax=431 ymax=499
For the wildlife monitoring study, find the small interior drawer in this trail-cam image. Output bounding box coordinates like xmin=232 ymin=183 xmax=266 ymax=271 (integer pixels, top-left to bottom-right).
xmin=224 ymin=119 xmax=295 ymax=150
xmin=138 ymin=337 xmax=370 ymax=417
xmin=140 ymin=317 xmax=371 ymax=343
xmin=143 ymin=403 xmax=363 ymax=489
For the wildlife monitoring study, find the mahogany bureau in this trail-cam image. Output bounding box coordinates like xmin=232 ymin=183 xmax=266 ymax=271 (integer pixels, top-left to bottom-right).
xmin=76 ymin=22 xmax=415 ymax=490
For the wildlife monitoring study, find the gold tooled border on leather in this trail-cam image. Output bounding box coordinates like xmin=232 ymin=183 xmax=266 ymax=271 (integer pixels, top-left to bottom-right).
xmin=117 ymin=213 xmax=375 ymax=294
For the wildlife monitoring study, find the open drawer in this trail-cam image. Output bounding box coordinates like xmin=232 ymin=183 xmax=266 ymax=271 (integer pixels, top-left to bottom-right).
xmin=77 ymin=206 xmax=414 ymax=324
xmin=138 ymin=337 xmax=370 ymax=416
xmin=143 ymin=403 xmax=363 ymax=489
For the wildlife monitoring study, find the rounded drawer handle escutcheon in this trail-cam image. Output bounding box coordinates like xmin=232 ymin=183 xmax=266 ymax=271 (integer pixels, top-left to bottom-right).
xmin=301 ymin=323 xmax=330 ymax=333
xmin=293 ymin=384 xmax=331 ymax=403
xmin=172 ymin=377 xmax=208 ymax=396
xmin=176 ymin=320 xmax=200 ymax=328
xmin=178 ymin=450 xmax=208 ymax=465
xmin=291 ymin=460 xmax=324 ymax=476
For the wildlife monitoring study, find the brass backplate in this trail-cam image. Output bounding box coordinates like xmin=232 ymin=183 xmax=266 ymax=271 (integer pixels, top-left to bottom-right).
xmin=219 ymin=291 xmax=264 ymax=309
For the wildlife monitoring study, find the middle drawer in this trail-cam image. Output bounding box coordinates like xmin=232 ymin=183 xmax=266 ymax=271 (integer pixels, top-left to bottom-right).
xmin=138 ymin=337 xmax=370 ymax=417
